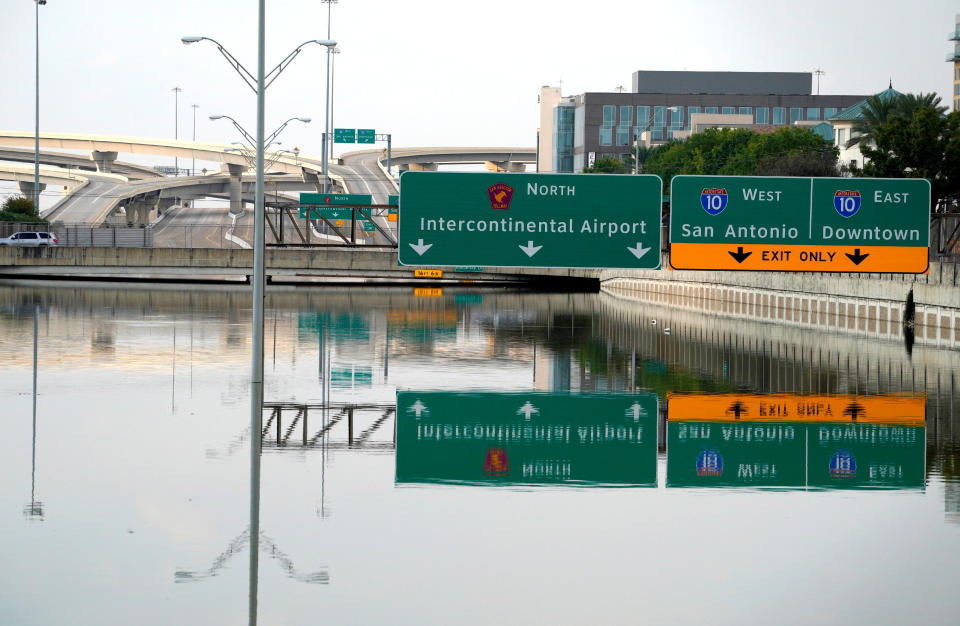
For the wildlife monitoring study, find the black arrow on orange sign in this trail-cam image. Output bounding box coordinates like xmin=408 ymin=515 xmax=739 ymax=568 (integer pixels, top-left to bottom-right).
xmin=843 ymin=402 xmax=866 ymax=421
xmin=845 ymin=248 xmax=869 ymax=265
xmin=728 ymin=247 xmax=752 ymax=263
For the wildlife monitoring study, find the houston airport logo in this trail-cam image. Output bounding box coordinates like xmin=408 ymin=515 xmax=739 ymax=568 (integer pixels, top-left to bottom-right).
xmin=487 ymin=183 xmax=514 ymax=210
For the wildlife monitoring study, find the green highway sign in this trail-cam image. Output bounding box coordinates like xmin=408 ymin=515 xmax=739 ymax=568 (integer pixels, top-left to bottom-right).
xmin=300 ymin=207 xmax=375 ymax=231
xmin=334 ymin=128 xmax=356 ymax=143
xmin=388 ymin=194 xmax=399 ymax=215
xmin=396 ymin=391 xmax=659 ymax=487
xmin=300 ymin=192 xmax=372 ymax=206
xmin=669 ymin=175 xmax=930 ymax=273
xmin=358 ymin=128 xmax=376 ymax=144
xmin=398 ymin=172 xmax=663 ymax=269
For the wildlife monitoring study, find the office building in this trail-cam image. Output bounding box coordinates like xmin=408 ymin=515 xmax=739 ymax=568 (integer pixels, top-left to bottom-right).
xmin=538 ymin=70 xmax=867 ymax=172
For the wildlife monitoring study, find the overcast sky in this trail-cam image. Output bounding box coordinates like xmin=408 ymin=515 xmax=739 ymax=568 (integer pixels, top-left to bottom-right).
xmin=1 ymin=0 xmax=958 ymax=160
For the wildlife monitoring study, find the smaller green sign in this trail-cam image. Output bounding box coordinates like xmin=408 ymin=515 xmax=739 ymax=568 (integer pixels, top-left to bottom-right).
xmin=388 ymin=195 xmax=399 ymax=206
xmin=300 ymin=192 xmax=372 ymax=206
xmin=334 ymin=128 xmax=356 ymax=143
xmin=358 ymin=128 xmax=376 ymax=144
xmin=454 ymin=266 xmax=483 ymax=272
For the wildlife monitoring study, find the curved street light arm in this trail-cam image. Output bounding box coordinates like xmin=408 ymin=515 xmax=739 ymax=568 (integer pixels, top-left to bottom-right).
xmin=264 ymin=39 xmax=336 ymax=90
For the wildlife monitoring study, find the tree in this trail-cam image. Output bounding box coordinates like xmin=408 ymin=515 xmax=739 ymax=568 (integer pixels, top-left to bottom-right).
xmin=0 ymin=195 xmax=44 ymax=223
xmin=641 ymin=127 xmax=839 ymax=191
xmin=859 ymin=105 xmax=960 ymax=212
xmin=847 ymin=93 xmax=901 ymax=149
xmin=582 ymin=156 xmax=631 ymax=174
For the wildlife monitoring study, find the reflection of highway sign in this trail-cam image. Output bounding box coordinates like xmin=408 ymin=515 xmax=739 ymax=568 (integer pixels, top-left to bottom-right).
xmin=396 ymin=391 xmax=659 ymax=486
xmin=357 ymin=129 xmax=375 ymax=144
xmin=398 ymin=172 xmax=663 ymax=269
xmin=334 ymin=128 xmax=355 ymax=143
xmin=669 ymin=176 xmax=930 ymax=273
xmin=300 ymin=192 xmax=372 ymax=206
xmin=666 ymin=393 xmax=926 ymax=490
xmin=668 ymin=420 xmax=925 ymax=489
xmin=667 ymin=393 xmax=926 ymax=424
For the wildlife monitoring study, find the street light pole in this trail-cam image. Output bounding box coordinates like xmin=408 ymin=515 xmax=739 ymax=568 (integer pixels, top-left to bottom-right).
xmin=181 ymin=31 xmax=335 ymax=624
xmin=321 ymin=0 xmax=336 ymax=193
xmin=250 ymin=4 xmax=265 ymax=618
xmin=34 ymin=0 xmax=46 ymax=214
xmin=191 ymin=104 xmax=199 ymax=175
xmin=172 ymin=86 xmax=182 ymax=175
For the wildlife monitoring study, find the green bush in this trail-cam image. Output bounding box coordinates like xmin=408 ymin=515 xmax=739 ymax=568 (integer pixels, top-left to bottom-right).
xmin=0 ymin=195 xmax=46 ymax=223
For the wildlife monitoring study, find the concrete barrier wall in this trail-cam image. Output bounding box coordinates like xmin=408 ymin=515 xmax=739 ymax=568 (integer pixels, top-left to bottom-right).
xmin=599 ymin=253 xmax=960 ymax=311
xmin=0 ymin=246 xmax=597 ymax=281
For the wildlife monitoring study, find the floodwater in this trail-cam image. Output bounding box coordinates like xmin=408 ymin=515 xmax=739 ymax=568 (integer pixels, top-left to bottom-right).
xmin=1 ymin=282 xmax=958 ymax=625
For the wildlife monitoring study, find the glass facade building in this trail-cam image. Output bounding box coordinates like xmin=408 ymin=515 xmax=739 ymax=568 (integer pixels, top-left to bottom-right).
xmin=543 ymin=72 xmax=867 ymax=172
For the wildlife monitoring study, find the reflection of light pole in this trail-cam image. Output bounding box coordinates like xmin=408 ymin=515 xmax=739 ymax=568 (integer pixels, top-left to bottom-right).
xmin=33 ymin=0 xmax=46 ymax=214
xmin=24 ymin=304 xmax=43 ymax=520
xmin=172 ymin=86 xmax=182 ymax=175
xmin=183 ymin=26 xmax=334 ymax=623
xmin=191 ymin=103 xmax=199 ymax=175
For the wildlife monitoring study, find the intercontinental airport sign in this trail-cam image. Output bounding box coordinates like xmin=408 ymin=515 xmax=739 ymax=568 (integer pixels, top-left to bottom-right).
xmin=669 ymin=176 xmax=930 ymax=273
xmin=396 ymin=391 xmax=659 ymax=487
xmin=398 ymin=172 xmax=663 ymax=269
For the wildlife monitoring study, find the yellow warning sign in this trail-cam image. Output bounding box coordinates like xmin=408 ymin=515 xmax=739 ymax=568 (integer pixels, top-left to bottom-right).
xmin=667 ymin=393 xmax=925 ymax=425
xmin=415 ymin=269 xmax=443 ymax=278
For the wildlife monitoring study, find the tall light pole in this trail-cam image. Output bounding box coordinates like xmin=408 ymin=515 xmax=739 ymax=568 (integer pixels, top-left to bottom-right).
xmin=182 ymin=29 xmax=335 ymax=623
xmin=191 ymin=103 xmax=199 ymax=175
xmin=329 ymin=46 xmax=340 ymax=178
xmin=34 ymin=0 xmax=46 ymax=214
xmin=172 ymin=86 xmax=182 ymax=175
xmin=321 ymin=0 xmax=337 ymax=193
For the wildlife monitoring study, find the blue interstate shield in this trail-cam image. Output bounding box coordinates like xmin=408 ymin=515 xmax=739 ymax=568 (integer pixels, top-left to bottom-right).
xmin=696 ymin=448 xmax=723 ymax=477
xmin=829 ymin=450 xmax=857 ymax=478
xmin=834 ymin=190 xmax=861 ymax=218
xmin=700 ymin=188 xmax=728 ymax=216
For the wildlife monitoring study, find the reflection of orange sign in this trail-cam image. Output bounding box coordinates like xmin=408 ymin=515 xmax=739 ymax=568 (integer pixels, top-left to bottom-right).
xmin=484 ymin=447 xmax=510 ymax=475
xmin=667 ymin=393 xmax=925 ymax=425
xmin=670 ymin=243 xmax=928 ymax=274
xmin=413 ymin=288 xmax=443 ymax=298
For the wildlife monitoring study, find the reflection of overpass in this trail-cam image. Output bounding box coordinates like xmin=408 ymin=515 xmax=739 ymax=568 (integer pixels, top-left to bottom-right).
xmin=341 ymin=147 xmax=536 ymax=172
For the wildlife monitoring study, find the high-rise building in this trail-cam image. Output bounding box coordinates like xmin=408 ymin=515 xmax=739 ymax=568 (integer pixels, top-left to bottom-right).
xmin=948 ymin=14 xmax=960 ymax=111
xmin=538 ymin=71 xmax=867 ymax=173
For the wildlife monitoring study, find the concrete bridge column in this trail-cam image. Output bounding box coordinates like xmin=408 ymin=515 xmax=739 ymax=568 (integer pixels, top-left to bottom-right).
xmin=91 ymin=151 xmax=118 ymax=174
xmin=404 ymin=162 xmax=438 ymax=171
xmin=17 ymin=181 xmax=46 ymax=201
xmin=485 ymin=161 xmax=526 ymax=172
xmin=225 ymin=163 xmax=246 ymax=215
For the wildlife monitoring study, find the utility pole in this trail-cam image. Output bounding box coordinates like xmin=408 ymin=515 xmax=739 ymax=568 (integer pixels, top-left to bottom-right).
xmin=191 ymin=103 xmax=199 ymax=175
xmin=814 ymin=68 xmax=825 ymax=95
xmin=172 ymin=86 xmax=182 ymax=174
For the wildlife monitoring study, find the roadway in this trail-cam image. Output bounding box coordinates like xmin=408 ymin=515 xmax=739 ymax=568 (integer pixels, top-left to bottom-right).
xmin=46 ymin=178 xmax=127 ymax=223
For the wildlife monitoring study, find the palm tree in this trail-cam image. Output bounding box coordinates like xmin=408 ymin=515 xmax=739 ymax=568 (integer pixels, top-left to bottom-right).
xmin=896 ymin=92 xmax=949 ymax=118
xmin=846 ymin=93 xmax=900 ymax=148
